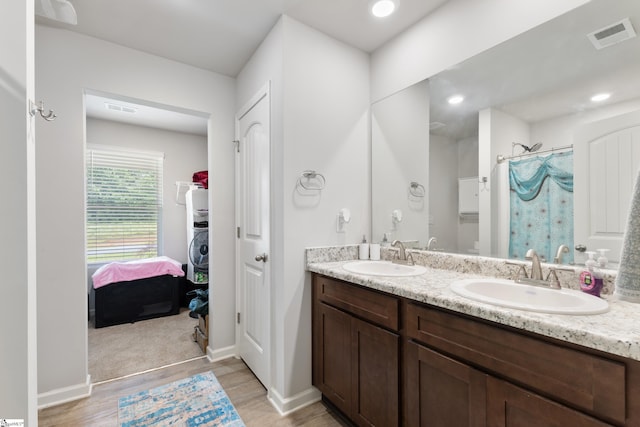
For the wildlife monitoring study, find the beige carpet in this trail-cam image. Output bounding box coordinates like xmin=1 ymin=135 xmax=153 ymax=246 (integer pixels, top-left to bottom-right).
xmin=88 ymin=308 xmax=205 ymax=383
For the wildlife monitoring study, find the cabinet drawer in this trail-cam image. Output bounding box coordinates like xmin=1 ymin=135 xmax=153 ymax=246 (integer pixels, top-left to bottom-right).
xmin=487 ymin=376 xmax=612 ymax=427
xmin=406 ymin=303 xmax=626 ymax=425
xmin=314 ymin=275 xmax=399 ymax=331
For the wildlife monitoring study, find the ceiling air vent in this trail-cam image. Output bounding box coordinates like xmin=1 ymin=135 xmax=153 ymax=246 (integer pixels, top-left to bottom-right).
xmin=105 ymin=102 xmax=137 ymax=114
xmin=587 ymin=18 xmax=636 ymax=50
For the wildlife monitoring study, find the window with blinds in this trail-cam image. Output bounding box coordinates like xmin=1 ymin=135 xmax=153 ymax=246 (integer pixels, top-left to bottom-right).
xmin=86 ymin=145 xmax=164 ymax=263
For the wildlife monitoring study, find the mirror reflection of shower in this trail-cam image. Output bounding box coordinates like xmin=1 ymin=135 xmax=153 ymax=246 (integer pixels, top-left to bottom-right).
xmin=512 ymin=142 xmax=543 ymax=154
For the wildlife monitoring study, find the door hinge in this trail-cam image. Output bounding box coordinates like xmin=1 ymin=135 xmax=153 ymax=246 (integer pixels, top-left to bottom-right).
xmin=237 ymin=312 xmax=241 ymax=324
xmin=233 ymin=140 xmax=240 ymax=152
xmin=237 ymin=227 xmax=240 ymax=238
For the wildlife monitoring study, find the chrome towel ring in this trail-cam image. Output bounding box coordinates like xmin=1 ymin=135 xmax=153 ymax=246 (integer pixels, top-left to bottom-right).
xmin=297 ymin=170 xmax=326 ymax=191
xmin=409 ymin=181 xmax=425 ymax=198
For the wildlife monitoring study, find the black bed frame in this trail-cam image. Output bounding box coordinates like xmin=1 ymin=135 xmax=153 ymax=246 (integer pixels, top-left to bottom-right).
xmin=93 ymin=274 xmax=180 ymax=328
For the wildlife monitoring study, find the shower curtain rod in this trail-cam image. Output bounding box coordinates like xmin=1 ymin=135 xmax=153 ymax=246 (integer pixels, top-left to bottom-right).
xmin=496 ymin=144 xmax=573 ymax=164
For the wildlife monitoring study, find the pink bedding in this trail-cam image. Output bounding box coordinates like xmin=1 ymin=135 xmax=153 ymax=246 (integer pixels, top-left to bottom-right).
xmin=92 ymin=256 xmax=185 ymax=289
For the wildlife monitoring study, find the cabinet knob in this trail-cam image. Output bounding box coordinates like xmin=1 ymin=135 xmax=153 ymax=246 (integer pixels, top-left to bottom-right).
xmin=255 ymin=253 xmax=268 ymax=262
xmin=575 ymin=244 xmax=587 ymax=253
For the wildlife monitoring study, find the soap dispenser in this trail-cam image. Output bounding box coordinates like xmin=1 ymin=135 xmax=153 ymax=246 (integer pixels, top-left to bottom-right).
xmin=369 ymin=241 xmax=381 ymax=261
xmin=580 ymin=251 xmax=603 ymax=297
xmin=359 ymin=235 xmax=369 ymax=260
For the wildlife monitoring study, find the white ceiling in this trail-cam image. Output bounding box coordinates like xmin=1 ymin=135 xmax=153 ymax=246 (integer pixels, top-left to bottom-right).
xmin=38 ymin=0 xmax=449 ymax=134
xmin=41 ymin=0 xmax=449 ymax=78
xmin=84 ymin=92 xmax=209 ymax=135
xmin=40 ymin=0 xmax=640 ymax=140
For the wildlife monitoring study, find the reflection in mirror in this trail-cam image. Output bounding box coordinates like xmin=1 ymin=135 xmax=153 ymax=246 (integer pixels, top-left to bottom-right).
xmin=371 ymin=80 xmax=429 ymax=248
xmin=371 ymin=0 xmax=640 ymax=269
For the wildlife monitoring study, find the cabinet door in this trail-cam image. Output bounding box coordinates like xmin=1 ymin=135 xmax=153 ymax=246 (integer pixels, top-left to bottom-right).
xmin=314 ymin=302 xmax=353 ymax=416
xmin=351 ymin=316 xmax=400 ymax=427
xmin=406 ymin=341 xmax=487 ymax=427
xmin=486 ymin=377 xmax=612 ymax=427
xmin=458 ymin=177 xmax=479 ymax=214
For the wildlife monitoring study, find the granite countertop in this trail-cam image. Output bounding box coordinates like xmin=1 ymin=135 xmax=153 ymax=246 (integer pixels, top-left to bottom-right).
xmin=307 ymin=259 xmax=640 ymax=362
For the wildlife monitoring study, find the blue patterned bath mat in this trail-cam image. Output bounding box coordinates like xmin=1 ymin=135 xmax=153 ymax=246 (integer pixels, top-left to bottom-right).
xmin=118 ymin=371 xmax=245 ymax=426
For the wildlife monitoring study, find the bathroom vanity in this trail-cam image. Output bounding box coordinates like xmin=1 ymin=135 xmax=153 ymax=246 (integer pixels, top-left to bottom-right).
xmin=308 ymin=250 xmax=640 ymax=426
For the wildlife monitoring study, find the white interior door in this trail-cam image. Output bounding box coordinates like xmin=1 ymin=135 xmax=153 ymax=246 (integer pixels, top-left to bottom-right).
xmin=574 ymin=110 xmax=640 ymax=265
xmin=235 ymin=83 xmax=270 ymax=387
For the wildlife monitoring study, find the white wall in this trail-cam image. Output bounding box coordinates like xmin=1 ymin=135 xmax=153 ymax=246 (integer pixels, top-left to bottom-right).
xmin=478 ymin=108 xmax=530 ymax=257
xmin=487 ymin=109 xmax=531 ymax=173
xmin=237 ymin=15 xmax=370 ymax=411
xmin=281 ymin=16 xmax=370 ymax=403
xmin=372 ymin=80 xmax=430 ymax=247
xmin=35 ymin=25 xmax=236 ymax=405
xmin=370 ymin=0 xmax=589 ymax=102
xmin=457 ymin=136 xmax=479 ymax=253
xmin=429 ymin=134 xmax=457 ymax=251
xmin=86 ymin=118 xmax=208 ymax=264
xmin=458 ymin=136 xmax=479 ymax=177
xmin=0 ymin=1 xmax=37 ymax=423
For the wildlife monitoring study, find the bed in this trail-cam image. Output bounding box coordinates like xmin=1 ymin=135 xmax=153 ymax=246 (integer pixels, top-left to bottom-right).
xmin=92 ymin=256 xmax=185 ymax=328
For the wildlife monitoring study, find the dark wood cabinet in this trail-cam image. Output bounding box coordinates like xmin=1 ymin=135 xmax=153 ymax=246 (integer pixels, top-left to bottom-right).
xmin=486 ymin=377 xmax=611 ymax=427
xmin=405 ymin=340 xmax=486 ymax=427
xmin=351 ymin=315 xmax=399 ymax=426
xmin=311 ymin=273 xmax=640 ymax=426
xmin=313 ymin=275 xmax=400 ymax=426
xmin=314 ymin=302 xmax=353 ymax=416
xmin=405 ymin=338 xmax=612 ymax=427
xmin=405 ymin=302 xmax=623 ymax=426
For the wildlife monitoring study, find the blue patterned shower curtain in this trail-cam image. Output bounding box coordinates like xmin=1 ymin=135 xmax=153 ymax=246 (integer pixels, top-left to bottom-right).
xmin=508 ymin=151 xmax=574 ymax=264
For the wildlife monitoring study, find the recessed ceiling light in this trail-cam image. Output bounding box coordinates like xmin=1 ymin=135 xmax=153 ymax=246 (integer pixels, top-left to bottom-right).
xmin=371 ymin=0 xmax=396 ymax=18
xmin=447 ymin=95 xmax=465 ymax=105
xmin=590 ymin=93 xmax=611 ymax=102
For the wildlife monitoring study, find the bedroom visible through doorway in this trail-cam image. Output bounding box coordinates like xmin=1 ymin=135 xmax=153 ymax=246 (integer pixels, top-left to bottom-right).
xmin=84 ymin=91 xmax=210 ymax=383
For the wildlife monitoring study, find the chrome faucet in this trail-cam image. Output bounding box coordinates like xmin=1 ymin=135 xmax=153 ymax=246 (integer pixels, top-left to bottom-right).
xmin=525 ymin=249 xmax=543 ymax=280
xmin=427 ymin=237 xmax=438 ymax=251
xmin=507 ymin=249 xmax=570 ymax=289
xmin=545 ymin=265 xmax=574 ymax=289
xmin=553 ymin=244 xmax=570 ymax=264
xmin=392 ymin=240 xmax=407 ymax=260
xmin=505 ymin=260 xmax=529 ymax=282
xmin=392 ymin=240 xmax=414 ymax=265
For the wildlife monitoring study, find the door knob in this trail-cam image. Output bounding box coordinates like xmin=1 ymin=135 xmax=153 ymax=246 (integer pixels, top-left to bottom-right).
xmin=575 ymin=244 xmax=587 ymax=252
xmin=255 ymin=253 xmax=268 ymax=262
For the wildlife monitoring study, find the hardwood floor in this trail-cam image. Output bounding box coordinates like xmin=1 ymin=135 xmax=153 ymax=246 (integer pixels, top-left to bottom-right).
xmin=38 ymin=356 xmax=349 ymax=426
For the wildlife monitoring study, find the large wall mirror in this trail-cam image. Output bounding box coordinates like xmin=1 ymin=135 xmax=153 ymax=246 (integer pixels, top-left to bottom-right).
xmin=372 ymin=0 xmax=640 ymax=269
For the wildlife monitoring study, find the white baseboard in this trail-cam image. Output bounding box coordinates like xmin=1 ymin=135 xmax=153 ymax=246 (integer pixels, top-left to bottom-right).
xmin=38 ymin=375 xmax=92 ymax=409
xmin=37 ymin=347 xmax=237 ymax=410
xmin=206 ymin=344 xmax=237 ymax=363
xmin=267 ymin=386 xmax=321 ymax=416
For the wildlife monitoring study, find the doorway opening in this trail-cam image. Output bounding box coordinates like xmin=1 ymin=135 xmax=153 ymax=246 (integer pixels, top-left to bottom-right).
xmin=84 ymin=90 xmax=211 ymax=383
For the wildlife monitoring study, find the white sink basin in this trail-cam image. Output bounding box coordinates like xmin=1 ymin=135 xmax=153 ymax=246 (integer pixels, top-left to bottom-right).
xmin=450 ymin=278 xmax=609 ymax=315
xmin=343 ymin=261 xmax=427 ymax=277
